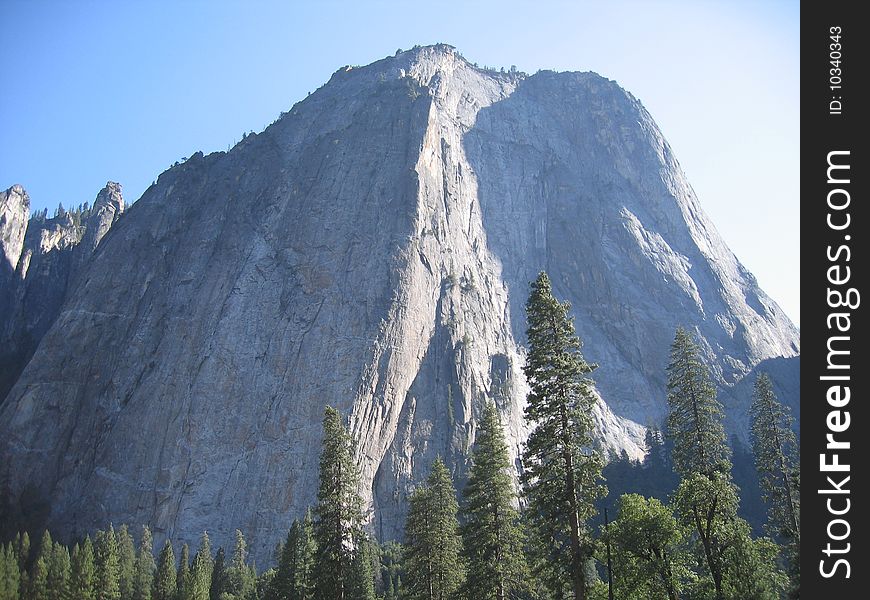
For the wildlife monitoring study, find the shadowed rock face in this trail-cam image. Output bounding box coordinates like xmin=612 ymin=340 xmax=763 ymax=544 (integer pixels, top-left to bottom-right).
xmin=0 ymin=45 xmax=798 ymax=561
xmin=0 ymin=182 xmax=125 ymax=400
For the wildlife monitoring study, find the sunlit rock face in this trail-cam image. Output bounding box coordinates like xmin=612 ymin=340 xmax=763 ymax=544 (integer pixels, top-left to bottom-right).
xmin=0 ymin=45 xmax=798 ymax=562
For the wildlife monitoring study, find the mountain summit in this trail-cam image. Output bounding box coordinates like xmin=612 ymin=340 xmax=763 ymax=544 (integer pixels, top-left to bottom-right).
xmin=0 ymin=45 xmax=798 ymax=561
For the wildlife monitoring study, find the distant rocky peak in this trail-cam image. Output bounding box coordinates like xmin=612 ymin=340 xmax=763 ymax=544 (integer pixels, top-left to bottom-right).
xmin=1 ymin=184 xmax=30 ymax=274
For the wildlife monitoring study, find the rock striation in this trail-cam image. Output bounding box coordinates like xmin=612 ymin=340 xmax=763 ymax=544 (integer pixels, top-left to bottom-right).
xmin=0 ymin=45 xmax=798 ymax=561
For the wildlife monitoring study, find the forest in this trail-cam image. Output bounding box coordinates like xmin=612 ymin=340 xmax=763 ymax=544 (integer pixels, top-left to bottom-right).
xmin=0 ymin=272 xmax=799 ymax=600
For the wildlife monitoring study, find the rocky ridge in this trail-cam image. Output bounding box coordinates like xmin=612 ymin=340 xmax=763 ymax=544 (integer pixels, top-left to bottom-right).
xmin=0 ymin=45 xmax=798 ymax=561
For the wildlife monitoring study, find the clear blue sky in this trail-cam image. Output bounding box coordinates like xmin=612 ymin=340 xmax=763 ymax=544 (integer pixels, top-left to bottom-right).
xmin=0 ymin=0 xmax=799 ymax=325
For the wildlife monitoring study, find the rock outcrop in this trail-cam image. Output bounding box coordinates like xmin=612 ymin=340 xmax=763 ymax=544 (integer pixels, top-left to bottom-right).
xmin=0 ymin=182 xmax=125 ymax=400
xmin=0 ymin=46 xmax=798 ymax=561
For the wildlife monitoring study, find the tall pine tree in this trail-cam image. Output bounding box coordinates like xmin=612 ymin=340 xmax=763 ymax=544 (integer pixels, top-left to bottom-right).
xmin=0 ymin=543 xmax=20 ymax=600
xmin=47 ymin=541 xmax=71 ymax=600
xmin=749 ymin=372 xmax=800 ymax=595
xmin=95 ymin=526 xmax=121 ymax=600
xmin=403 ymin=457 xmax=465 ymax=600
xmin=208 ymin=548 xmax=225 ymax=600
xmin=665 ymin=328 xmax=730 ymax=478
xmin=153 ymin=541 xmax=176 ymax=600
xmin=461 ymin=402 xmax=528 ymax=600
xmin=176 ymin=544 xmax=191 ymax=600
xmin=312 ymin=406 xmax=367 ymax=600
xmin=270 ymin=512 xmax=316 ymax=600
xmin=190 ymin=533 xmax=213 ymax=600
xmin=71 ymin=538 xmax=97 ymax=600
xmin=521 ymin=272 xmax=604 ymax=600
xmin=133 ymin=527 xmax=156 ymax=600
xmin=118 ymin=525 xmax=137 ymax=600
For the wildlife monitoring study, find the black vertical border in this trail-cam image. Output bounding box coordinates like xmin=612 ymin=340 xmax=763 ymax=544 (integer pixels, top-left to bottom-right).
xmin=802 ymin=3 xmax=867 ymax=596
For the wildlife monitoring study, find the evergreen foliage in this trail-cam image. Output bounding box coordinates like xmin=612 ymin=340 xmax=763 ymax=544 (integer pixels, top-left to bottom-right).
xmin=95 ymin=526 xmax=121 ymax=600
xmin=665 ymin=328 xmax=730 ymax=478
xmin=134 ymin=527 xmax=156 ymax=600
xmin=153 ymin=541 xmax=176 ymax=600
xmin=72 ymin=538 xmax=97 ymax=600
xmin=269 ymin=512 xmax=315 ymax=600
xmin=521 ymin=272 xmax=604 ymax=600
xmin=312 ymin=407 xmax=367 ymax=600
xmin=403 ymin=458 xmax=465 ymax=600
xmin=750 ymin=372 xmax=800 ymax=594
xmin=461 ymin=402 xmax=528 ymax=600
xmin=118 ymin=525 xmax=136 ymax=600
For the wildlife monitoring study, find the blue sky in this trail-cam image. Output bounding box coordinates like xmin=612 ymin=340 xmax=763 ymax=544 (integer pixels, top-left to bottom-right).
xmin=0 ymin=0 xmax=799 ymax=325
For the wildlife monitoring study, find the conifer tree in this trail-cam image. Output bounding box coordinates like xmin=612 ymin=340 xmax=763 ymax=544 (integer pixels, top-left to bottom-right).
xmin=30 ymin=555 xmax=50 ymax=600
xmin=403 ymin=458 xmax=465 ymax=600
xmin=47 ymin=542 xmax=71 ymax=600
xmin=208 ymin=548 xmax=225 ymax=600
xmin=134 ymin=527 xmax=156 ymax=600
xmin=17 ymin=532 xmax=31 ymax=573
xmin=71 ymin=538 xmax=97 ymax=600
xmin=28 ymin=531 xmax=51 ymax=600
xmin=222 ymin=531 xmax=255 ymax=600
xmin=176 ymin=544 xmax=191 ymax=600
xmin=190 ymin=533 xmax=213 ymax=600
xmin=153 ymin=541 xmax=176 ymax=600
xmin=270 ymin=512 xmax=316 ymax=600
xmin=96 ymin=526 xmax=122 ymax=600
xmin=461 ymin=402 xmax=528 ymax=600
xmin=665 ymin=328 xmax=730 ymax=478
xmin=665 ymin=328 xmax=737 ymax=600
xmin=313 ymin=406 xmax=367 ymax=600
xmin=348 ymin=533 xmax=376 ymax=600
xmin=521 ymin=272 xmax=604 ymax=600
xmin=0 ymin=543 xmax=20 ymax=600
xmin=151 ymin=538 xmax=178 ymax=600
xmin=750 ymin=372 xmax=800 ymax=586
xmin=118 ymin=525 xmax=137 ymax=600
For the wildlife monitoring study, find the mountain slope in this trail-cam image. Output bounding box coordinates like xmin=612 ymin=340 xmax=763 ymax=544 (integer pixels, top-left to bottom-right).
xmin=0 ymin=45 xmax=798 ymax=559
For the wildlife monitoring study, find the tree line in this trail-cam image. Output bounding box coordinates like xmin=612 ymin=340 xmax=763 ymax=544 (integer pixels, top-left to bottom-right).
xmin=0 ymin=272 xmax=799 ymax=600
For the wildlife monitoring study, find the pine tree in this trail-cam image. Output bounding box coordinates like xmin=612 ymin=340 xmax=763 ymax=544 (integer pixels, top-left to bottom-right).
xmin=312 ymin=406 xmax=366 ymax=600
xmin=0 ymin=543 xmax=21 ymax=600
xmin=665 ymin=328 xmax=737 ymax=600
xmin=750 ymin=372 xmax=800 ymax=587
xmin=521 ymin=272 xmax=605 ymax=600
xmin=665 ymin=328 xmax=730 ymax=478
xmin=153 ymin=541 xmax=176 ymax=600
xmin=176 ymin=544 xmax=191 ymax=600
xmin=222 ymin=531 xmax=255 ymax=600
xmin=134 ymin=527 xmax=156 ymax=600
xmin=190 ymin=533 xmax=213 ymax=600
xmin=96 ymin=526 xmax=122 ymax=600
xmin=271 ymin=512 xmax=315 ymax=600
xmin=348 ymin=533 xmax=376 ymax=600
xmin=606 ymin=494 xmax=687 ymax=600
xmin=29 ymin=531 xmax=53 ymax=600
xmin=71 ymin=538 xmax=97 ymax=600
xmin=461 ymin=402 xmax=528 ymax=600
xmin=403 ymin=458 xmax=465 ymax=600
xmin=208 ymin=548 xmax=225 ymax=600
xmin=118 ymin=525 xmax=137 ymax=600
xmin=47 ymin=542 xmax=72 ymax=600
xmin=17 ymin=532 xmax=31 ymax=573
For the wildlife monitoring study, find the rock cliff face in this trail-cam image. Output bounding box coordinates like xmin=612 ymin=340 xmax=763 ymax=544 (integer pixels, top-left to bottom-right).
xmin=0 ymin=182 xmax=125 ymax=400
xmin=0 ymin=46 xmax=798 ymax=560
